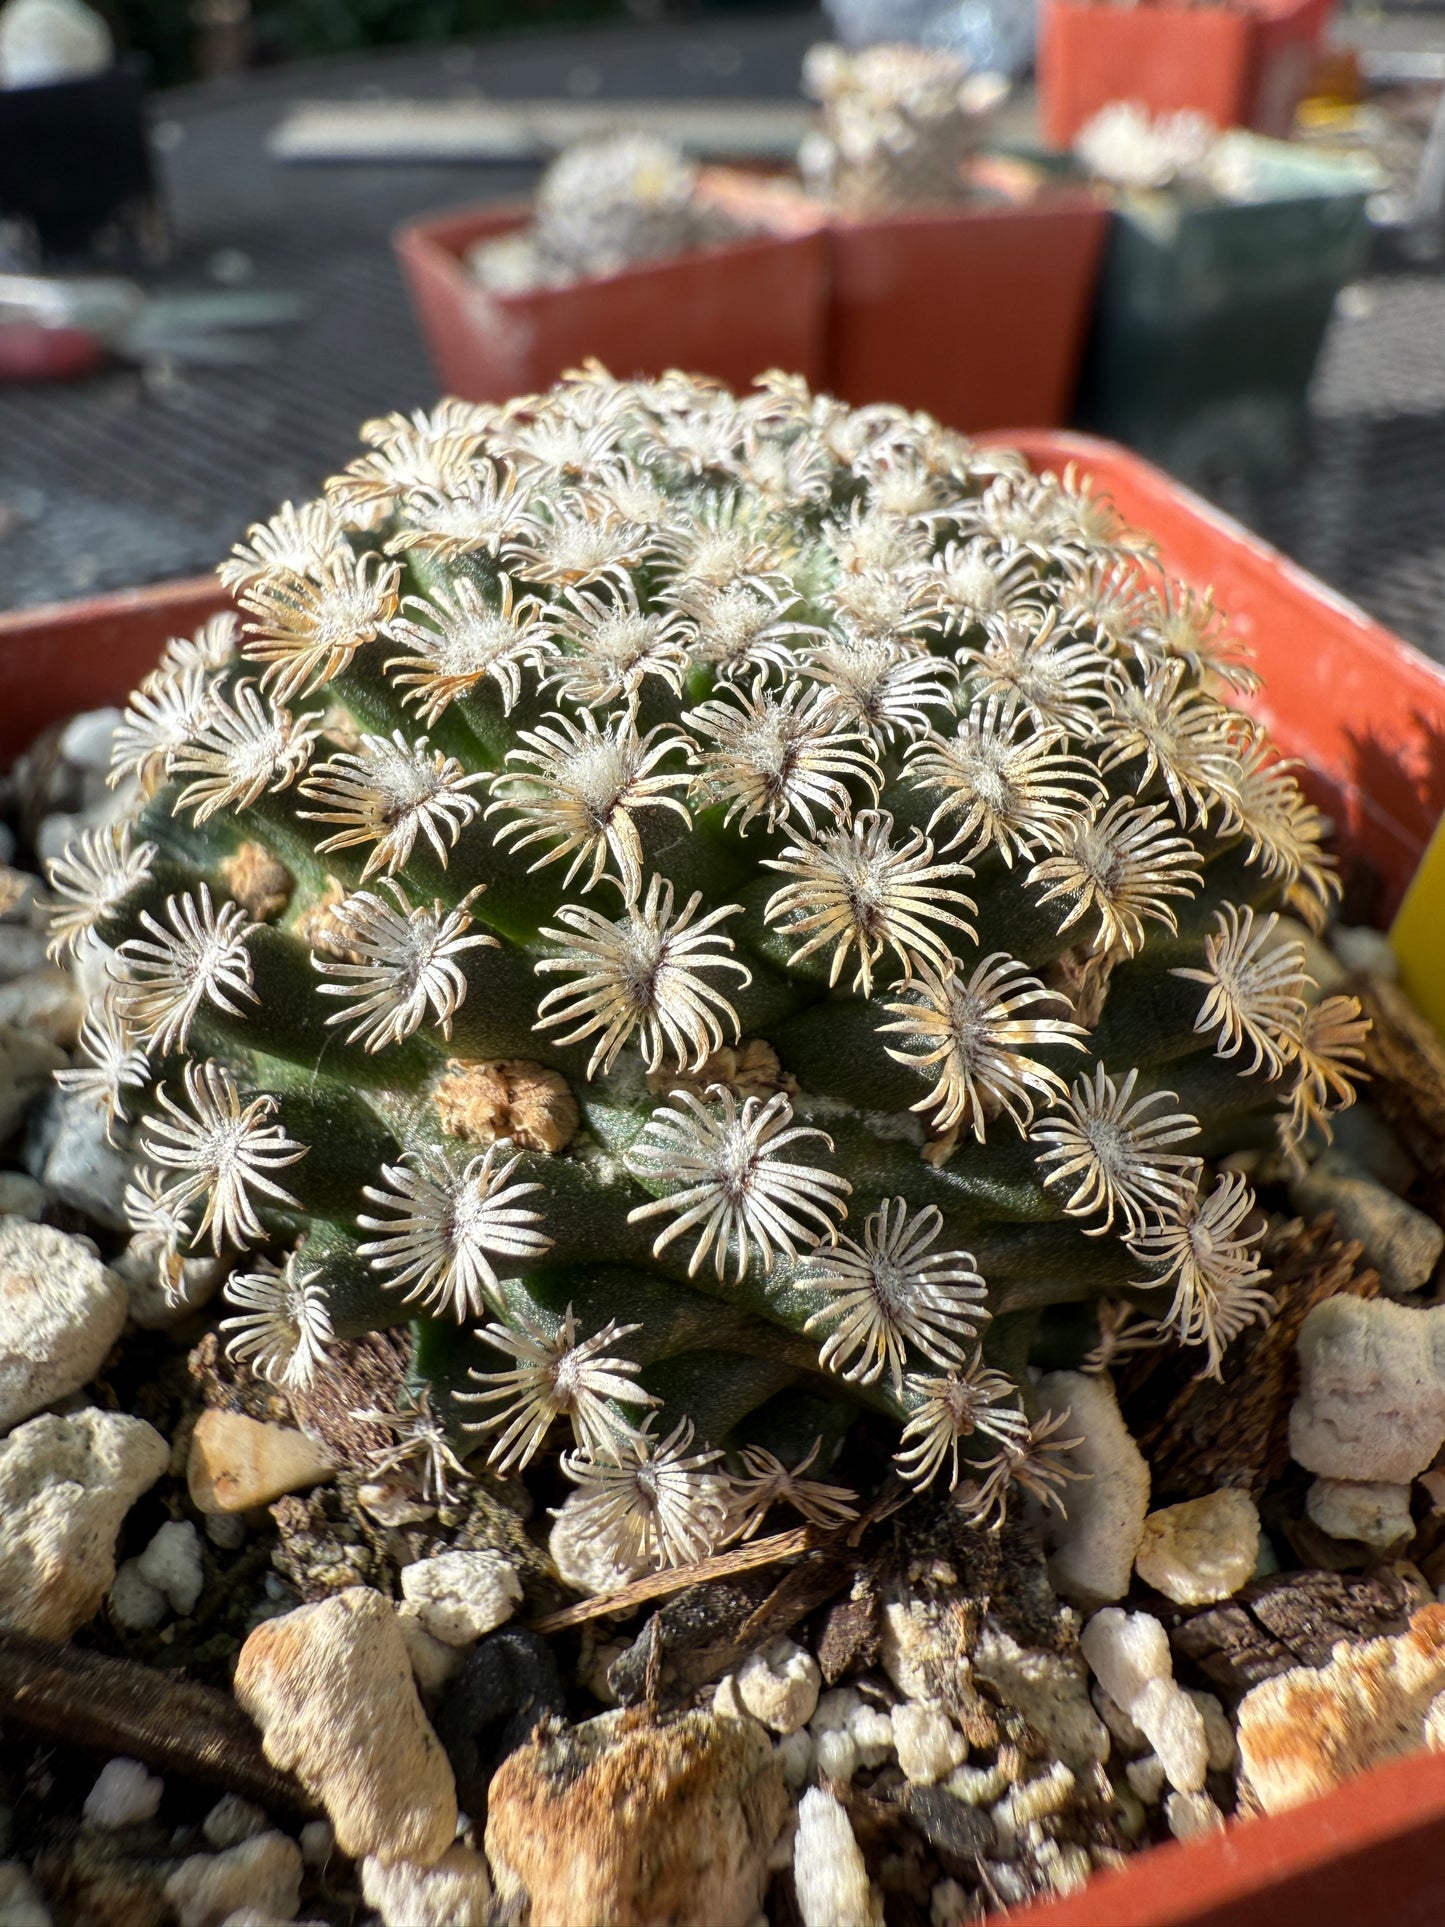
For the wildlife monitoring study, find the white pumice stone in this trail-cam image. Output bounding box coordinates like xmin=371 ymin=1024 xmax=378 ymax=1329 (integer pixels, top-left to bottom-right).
xmin=849 ymin=1703 xmax=894 ymax=1767
xmin=137 ymin=1520 xmax=204 ymax=1617
xmin=1306 ymin=1476 xmax=1415 ymax=1551
xmin=203 ymin=1796 xmax=270 ymax=1849
xmin=1291 ymin=1296 xmax=1445 ymax=1483
xmin=83 ymin=1758 xmax=163 ymax=1828
xmin=359 ymin=1847 xmax=492 ymax=1927
xmin=1165 ymin=1790 xmax=1225 ymax=1840
xmin=298 ymin=1821 xmax=333 ymax=1868
xmin=892 ymin=1701 xmax=967 ymax=1785
xmin=736 ymin=1636 xmax=821 ymax=1735
xmin=163 ymin=1832 xmax=302 ymax=1927
xmin=1124 ymin=1753 xmax=1166 ymax=1804
xmin=1079 ymin=1608 xmax=1172 ymax=1715
xmin=1185 ymin=1689 xmax=1237 ymax=1774
xmin=814 ymin=1725 xmax=860 ymax=1783
xmin=777 ymin=1728 xmax=814 ymax=1789
xmin=793 ymin=1788 xmax=879 ymax=1927
xmin=1133 ymin=1677 xmax=1208 ymax=1795
xmin=0 ymin=1220 xmax=128 ymax=1435
xmin=0 ymin=1862 xmax=52 ymax=1927
xmin=398 ymin=1550 xmax=521 ymax=1646
xmin=1040 ymin=1371 xmax=1150 ymax=1606
xmin=109 ymin=1558 xmax=168 ymax=1631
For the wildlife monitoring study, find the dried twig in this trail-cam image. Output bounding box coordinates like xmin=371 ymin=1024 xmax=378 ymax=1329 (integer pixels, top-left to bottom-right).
xmin=529 ymin=1524 xmax=817 ymax=1634
xmin=0 ymin=1631 xmax=314 ymax=1813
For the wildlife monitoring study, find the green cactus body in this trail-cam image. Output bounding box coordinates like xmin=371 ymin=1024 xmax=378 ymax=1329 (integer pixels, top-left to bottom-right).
xmin=51 ymin=370 xmax=1368 ymax=1579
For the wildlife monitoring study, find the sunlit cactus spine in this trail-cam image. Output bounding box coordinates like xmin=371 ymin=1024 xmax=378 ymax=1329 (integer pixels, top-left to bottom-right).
xmin=49 ymin=367 xmax=1369 ymax=1582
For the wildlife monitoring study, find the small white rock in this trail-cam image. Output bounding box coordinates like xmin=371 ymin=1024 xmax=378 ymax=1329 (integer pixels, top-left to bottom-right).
xmin=203 ymin=1795 xmax=269 ymax=1849
xmin=892 ymin=1701 xmax=967 ymax=1786
xmin=398 ymin=1551 xmax=520 ymax=1646
xmin=814 ymin=1725 xmax=859 ymax=1783
xmin=0 ymin=1025 xmax=65 ymax=1149
xmin=713 ymin=1671 xmax=752 ymax=1723
xmin=1080 ymin=1608 xmax=1172 ymax=1716
xmin=138 ymin=1520 xmax=204 ymax=1617
xmin=1134 ymin=1490 xmax=1260 ymax=1606
xmin=0 ymin=1172 xmax=45 ymax=1220
xmin=82 ymin=1757 xmax=163 ymax=1828
xmin=931 ymin=1877 xmax=972 ymax=1927
xmin=0 ymin=1863 xmax=51 ymax=1927
xmin=0 ymin=1408 xmax=169 ymax=1638
xmin=360 ymin=1846 xmax=492 ymax=1927
xmin=0 ymin=1220 xmax=128 ymax=1434
xmin=793 ymin=1787 xmax=879 ymax=1927
xmin=1186 ymin=1689 xmax=1237 ymax=1774
xmin=1330 ymin=924 xmax=1398 ymax=978
xmin=811 ymin=1686 xmax=862 ymax=1733
xmin=849 ymin=1703 xmax=894 ymax=1768
xmin=736 ymin=1636 xmax=821 ymax=1735
xmin=548 ymin=1487 xmax=649 ymax=1594
xmin=1134 ymin=1677 xmax=1208 ymax=1795
xmin=777 ymin=1728 xmax=814 ymax=1789
xmin=23 ymin=1088 xmax=132 ymax=1228
xmin=1165 ymin=1790 xmax=1225 ymax=1840
xmin=396 ymin=1603 xmax=467 ymax=1697
xmin=1124 ymin=1752 xmax=1166 ymax=1804
xmin=110 ymin=1558 xmax=168 ymax=1631
xmin=59 ymin=708 xmax=123 ymax=771
xmin=1306 ymin=1476 xmax=1415 ymax=1552
xmin=1040 ymin=1371 xmax=1150 ymax=1605
xmin=206 ymin=1513 xmax=247 ymax=1550
xmin=1291 ymin=1296 xmax=1445 ymax=1483
xmin=298 ymin=1821 xmax=333 ymax=1868
xmin=163 ymin=1832 xmax=302 ymax=1927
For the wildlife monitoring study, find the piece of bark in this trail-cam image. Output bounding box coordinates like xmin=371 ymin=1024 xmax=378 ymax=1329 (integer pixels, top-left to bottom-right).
xmin=816 ymin=1577 xmax=882 ymax=1686
xmin=1125 ymin=1215 xmax=1380 ymax=1502
xmin=609 ymin=1549 xmax=856 ymax=1707
xmin=0 ymin=1630 xmax=314 ymax=1812
xmin=1170 ymin=1566 xmax=1430 ymax=1699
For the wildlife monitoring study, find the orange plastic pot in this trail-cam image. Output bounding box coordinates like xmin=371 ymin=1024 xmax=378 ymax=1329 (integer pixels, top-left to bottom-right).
xmin=0 ymin=575 xmax=224 ymax=761
xmin=393 ymin=170 xmax=830 ymax=402
xmin=823 ymin=190 xmax=1110 ymax=434
xmin=1038 ymin=0 xmax=1337 ymax=149
xmin=3 ymin=438 xmax=1445 ymax=1922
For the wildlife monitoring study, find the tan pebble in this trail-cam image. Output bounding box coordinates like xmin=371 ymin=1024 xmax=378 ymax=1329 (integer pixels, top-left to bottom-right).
xmin=486 ymin=1708 xmax=785 ymax=1927
xmin=187 ymin=1409 xmax=335 ymax=1514
xmin=1134 ymin=1490 xmax=1260 ymax=1607
xmin=234 ymin=1587 xmax=457 ymax=1865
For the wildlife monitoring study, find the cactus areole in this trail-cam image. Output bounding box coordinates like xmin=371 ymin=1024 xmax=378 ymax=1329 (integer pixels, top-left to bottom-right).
xmin=52 ymin=370 xmax=1368 ymax=1580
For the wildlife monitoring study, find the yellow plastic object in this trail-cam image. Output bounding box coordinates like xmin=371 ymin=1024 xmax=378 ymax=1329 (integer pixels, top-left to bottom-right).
xmin=1391 ymin=812 xmax=1445 ymax=1040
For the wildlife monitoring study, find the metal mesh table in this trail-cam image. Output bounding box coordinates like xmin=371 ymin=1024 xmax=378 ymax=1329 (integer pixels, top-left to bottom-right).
xmin=4 ymin=7 xmax=1445 ymax=668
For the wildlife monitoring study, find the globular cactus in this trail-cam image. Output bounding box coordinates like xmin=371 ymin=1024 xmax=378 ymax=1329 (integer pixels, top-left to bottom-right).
xmin=468 ymin=132 xmax=744 ymax=295
xmin=800 ymin=43 xmax=1010 ymax=212
xmin=50 ymin=368 xmax=1368 ymax=1582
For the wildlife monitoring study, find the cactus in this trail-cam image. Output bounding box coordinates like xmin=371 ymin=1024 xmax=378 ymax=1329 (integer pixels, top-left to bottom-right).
xmin=799 ymin=42 xmax=1010 ymax=212
xmin=468 ymin=133 xmax=747 ymax=296
xmin=51 ymin=369 xmax=1369 ymax=1581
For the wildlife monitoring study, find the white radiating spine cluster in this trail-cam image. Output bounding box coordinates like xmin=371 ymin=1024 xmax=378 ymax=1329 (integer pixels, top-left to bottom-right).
xmin=48 ymin=368 xmax=1371 ymax=1573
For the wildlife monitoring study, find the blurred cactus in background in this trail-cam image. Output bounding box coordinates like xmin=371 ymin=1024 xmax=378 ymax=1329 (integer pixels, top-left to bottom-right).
xmin=51 ymin=368 xmax=1368 ymax=1584
xmin=799 ymin=41 xmax=1011 ymax=210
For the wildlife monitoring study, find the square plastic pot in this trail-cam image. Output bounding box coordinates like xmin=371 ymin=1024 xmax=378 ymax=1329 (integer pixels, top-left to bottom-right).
xmin=393 ymin=169 xmax=829 ymax=401
xmin=823 ymin=189 xmax=1110 ymax=433
xmin=4 ymin=437 xmax=1445 ymax=1925
xmin=1074 ymin=178 xmax=1372 ymax=484
xmin=1038 ymin=0 xmax=1337 ymax=150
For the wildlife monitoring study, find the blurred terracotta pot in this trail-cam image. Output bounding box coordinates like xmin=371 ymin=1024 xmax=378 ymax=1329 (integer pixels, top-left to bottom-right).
xmin=393 ymin=169 xmax=829 ymax=401
xmin=823 ymin=189 xmax=1110 ymax=433
xmin=1038 ymin=0 xmax=1338 ymax=149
